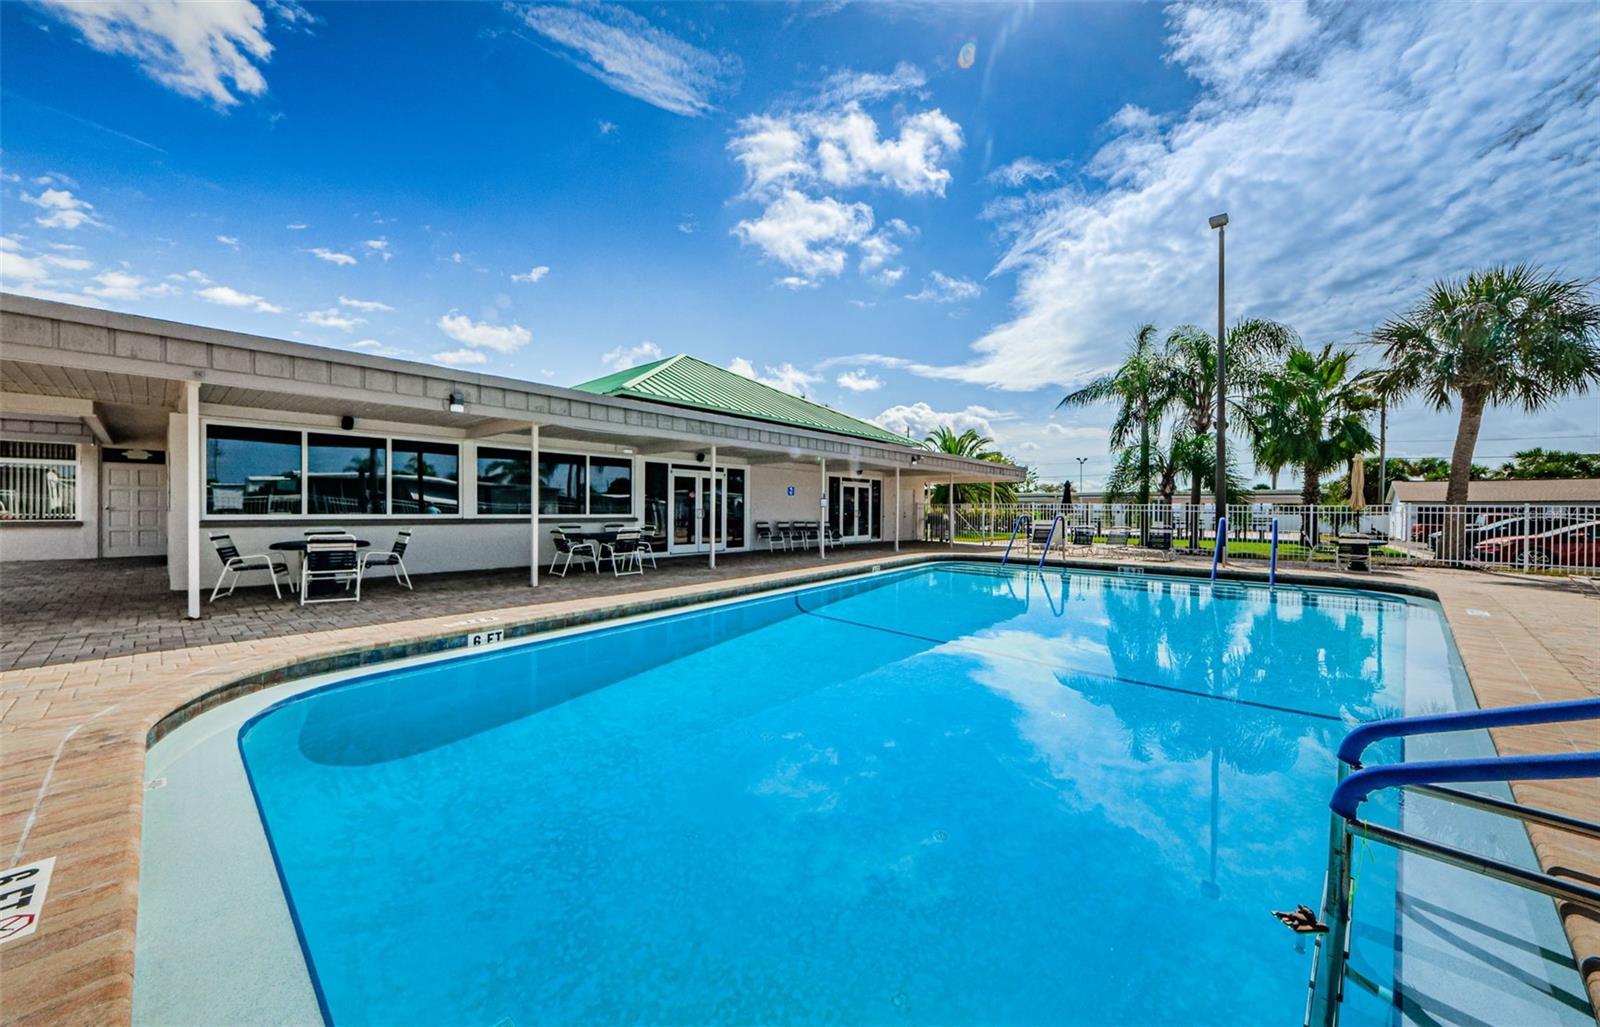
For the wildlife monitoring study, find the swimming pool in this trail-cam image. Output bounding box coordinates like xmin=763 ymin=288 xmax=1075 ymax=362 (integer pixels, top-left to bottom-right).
xmin=229 ymin=562 xmax=1532 ymax=1024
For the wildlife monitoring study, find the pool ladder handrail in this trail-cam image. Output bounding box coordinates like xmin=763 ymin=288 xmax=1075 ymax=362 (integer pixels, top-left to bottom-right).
xmin=998 ymin=515 xmax=1029 ymax=567
xmin=1210 ymin=516 xmax=1228 ymax=580
xmin=1037 ymin=513 xmax=1065 ymax=571
xmin=1304 ymin=697 xmax=1600 ymax=1027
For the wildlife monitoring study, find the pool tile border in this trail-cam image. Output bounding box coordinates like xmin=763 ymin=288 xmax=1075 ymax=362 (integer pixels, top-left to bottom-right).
xmin=1 ymin=551 xmax=1596 ymax=1024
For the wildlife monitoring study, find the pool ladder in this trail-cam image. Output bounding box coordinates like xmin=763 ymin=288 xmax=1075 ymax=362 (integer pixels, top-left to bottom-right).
xmin=1301 ymin=697 xmax=1600 ymax=1027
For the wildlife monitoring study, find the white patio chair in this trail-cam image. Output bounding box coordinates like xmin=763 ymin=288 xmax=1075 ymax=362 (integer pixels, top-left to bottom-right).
xmin=603 ymin=529 xmax=645 ymax=576
xmin=300 ymin=538 xmax=362 ymax=605
xmin=360 ymin=529 xmax=414 ymax=589
xmin=549 ymin=529 xmax=598 ymax=577
xmin=208 ymin=532 xmax=294 ymax=601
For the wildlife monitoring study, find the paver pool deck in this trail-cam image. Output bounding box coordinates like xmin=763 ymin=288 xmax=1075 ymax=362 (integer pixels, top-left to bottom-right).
xmin=1 ymin=546 xmax=1596 ymax=1024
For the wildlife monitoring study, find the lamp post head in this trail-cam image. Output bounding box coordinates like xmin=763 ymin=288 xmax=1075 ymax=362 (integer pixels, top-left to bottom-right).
xmin=1208 ymin=212 xmax=1229 ymax=230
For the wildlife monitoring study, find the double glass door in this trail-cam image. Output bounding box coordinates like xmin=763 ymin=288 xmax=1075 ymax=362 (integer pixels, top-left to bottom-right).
xmin=671 ymin=472 xmax=727 ymax=554
xmin=837 ymin=479 xmax=872 ymax=540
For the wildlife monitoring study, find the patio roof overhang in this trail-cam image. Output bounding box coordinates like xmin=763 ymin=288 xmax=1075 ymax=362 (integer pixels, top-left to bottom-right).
xmin=0 ymin=293 xmax=1023 ymax=485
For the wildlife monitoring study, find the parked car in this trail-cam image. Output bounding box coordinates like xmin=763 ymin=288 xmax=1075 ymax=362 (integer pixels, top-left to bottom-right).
xmin=1428 ymin=513 xmax=1581 ymax=549
xmin=1473 ymin=520 xmax=1600 ymax=568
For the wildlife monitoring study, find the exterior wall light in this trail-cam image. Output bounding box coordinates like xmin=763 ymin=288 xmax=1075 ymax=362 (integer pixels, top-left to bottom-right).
xmin=448 ymin=390 xmax=466 ymax=414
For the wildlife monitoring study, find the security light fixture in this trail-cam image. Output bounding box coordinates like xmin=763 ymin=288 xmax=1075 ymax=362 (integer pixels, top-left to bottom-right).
xmin=447 ymin=391 xmax=466 ymax=414
xmin=1208 ymin=212 xmax=1229 ymax=229
xmin=910 ymin=454 xmax=922 ymax=465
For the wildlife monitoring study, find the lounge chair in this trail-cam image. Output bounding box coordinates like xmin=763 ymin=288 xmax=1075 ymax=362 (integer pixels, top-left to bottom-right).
xmin=549 ymin=528 xmax=598 ymax=576
xmin=360 ymin=529 xmax=414 ymax=589
xmin=1068 ymin=525 xmax=1096 ymax=553
xmin=208 ymin=532 xmax=294 ymax=601
xmin=300 ymin=538 xmax=361 ymax=605
xmin=1027 ymin=522 xmax=1055 ymax=557
xmin=1103 ymin=528 xmax=1132 ymax=555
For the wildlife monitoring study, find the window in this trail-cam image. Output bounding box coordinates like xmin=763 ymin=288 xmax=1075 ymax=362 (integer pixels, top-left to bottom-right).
xmin=477 ymin=448 xmax=531 ymax=514
xmin=589 ymin=458 xmax=633 ymax=516
xmin=205 ymin=425 xmax=301 ymax=515
xmin=0 ymin=441 xmax=78 ymax=521
xmin=307 ymin=433 xmax=386 ymax=514
xmin=726 ymin=468 xmax=746 ymax=547
xmin=392 ymin=440 xmax=460 ymax=515
xmin=538 ymin=453 xmax=586 ymax=515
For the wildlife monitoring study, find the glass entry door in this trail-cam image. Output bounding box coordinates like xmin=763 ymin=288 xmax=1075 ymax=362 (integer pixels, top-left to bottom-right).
xmin=839 ymin=479 xmax=872 ymax=540
xmin=670 ymin=471 xmax=727 ymax=554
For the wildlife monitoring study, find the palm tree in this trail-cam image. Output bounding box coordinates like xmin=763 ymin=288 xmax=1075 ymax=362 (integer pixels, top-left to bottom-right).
xmin=1059 ymin=324 xmax=1170 ymax=506
xmin=1372 ymin=265 xmax=1599 ymax=558
xmin=1249 ymin=344 xmax=1378 ymax=505
xmin=923 ymin=426 xmax=1019 ymax=504
xmin=1163 ymin=318 xmax=1297 ymax=544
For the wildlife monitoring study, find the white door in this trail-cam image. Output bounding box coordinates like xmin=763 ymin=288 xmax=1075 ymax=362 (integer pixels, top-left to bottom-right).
xmin=669 ymin=472 xmax=726 ymax=554
xmin=839 ymin=480 xmax=872 ymax=540
xmin=103 ymin=461 xmax=167 ymax=557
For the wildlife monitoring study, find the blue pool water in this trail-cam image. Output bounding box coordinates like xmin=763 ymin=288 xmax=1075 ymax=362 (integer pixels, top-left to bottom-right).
xmin=240 ymin=563 xmax=1464 ymax=1025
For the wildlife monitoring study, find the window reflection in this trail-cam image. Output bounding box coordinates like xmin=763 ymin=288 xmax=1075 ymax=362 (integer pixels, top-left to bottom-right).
xmin=477 ymin=448 xmax=531 ymax=515
xmin=589 ymin=458 xmax=632 ymax=516
xmin=393 ymin=440 xmax=460 ymax=515
xmin=205 ymin=425 xmax=302 ymax=515
xmin=538 ymin=454 xmax=585 ymax=515
xmin=307 ymin=433 xmax=386 ymax=514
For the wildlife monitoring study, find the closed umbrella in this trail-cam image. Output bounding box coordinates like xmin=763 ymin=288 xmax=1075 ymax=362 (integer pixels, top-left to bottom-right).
xmin=1349 ymin=456 xmax=1367 ymax=513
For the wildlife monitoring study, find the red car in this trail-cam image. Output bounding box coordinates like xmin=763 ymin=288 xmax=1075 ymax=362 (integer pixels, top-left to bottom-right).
xmin=1474 ymin=520 xmax=1600 ymax=568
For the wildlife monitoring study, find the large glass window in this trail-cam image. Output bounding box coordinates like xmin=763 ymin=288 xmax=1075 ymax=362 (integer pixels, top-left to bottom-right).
xmin=642 ymin=462 xmax=669 ymax=546
xmin=726 ymin=468 xmax=746 ymax=547
xmin=589 ymin=458 xmax=633 ymax=516
xmin=477 ymin=447 xmax=531 ymax=515
xmin=307 ymin=433 xmax=386 ymax=515
xmin=205 ymin=425 xmax=301 ymax=515
xmin=0 ymin=441 xmax=79 ymax=521
xmin=538 ymin=453 xmax=585 ymax=515
xmin=393 ymin=440 xmax=460 ymax=515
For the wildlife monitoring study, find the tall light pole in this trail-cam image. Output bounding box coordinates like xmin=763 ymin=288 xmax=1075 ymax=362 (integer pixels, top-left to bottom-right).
xmin=1209 ymin=212 xmax=1228 ymax=556
xmin=1076 ymin=456 xmax=1087 ymax=493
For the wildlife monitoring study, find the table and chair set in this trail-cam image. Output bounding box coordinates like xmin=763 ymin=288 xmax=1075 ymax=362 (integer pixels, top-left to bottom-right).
xmin=549 ymin=523 xmax=657 ymax=577
xmin=207 ymin=529 xmax=414 ymax=606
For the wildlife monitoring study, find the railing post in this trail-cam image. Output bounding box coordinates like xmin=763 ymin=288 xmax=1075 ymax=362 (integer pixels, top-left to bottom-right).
xmin=1269 ymin=517 xmax=1279 ymax=586
xmin=1521 ymin=503 xmax=1531 ymax=573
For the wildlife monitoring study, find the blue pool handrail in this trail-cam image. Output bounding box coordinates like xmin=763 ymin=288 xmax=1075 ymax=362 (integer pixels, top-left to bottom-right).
xmin=1329 ymin=750 xmax=1600 ymax=820
xmin=1209 ymin=516 xmax=1228 ymax=580
xmin=1304 ymin=698 xmax=1600 ymax=1027
xmin=999 ymin=515 xmax=1028 ymax=567
xmin=1269 ymin=518 xmax=1280 ymax=586
xmin=1336 ymin=696 xmax=1600 ymax=767
xmin=1037 ymin=513 xmax=1065 ymax=570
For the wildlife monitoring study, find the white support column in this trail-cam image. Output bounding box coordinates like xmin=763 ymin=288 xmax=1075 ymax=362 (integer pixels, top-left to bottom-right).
xmin=988 ymin=480 xmax=995 ymax=547
xmin=709 ymin=445 xmax=717 ymax=569
xmin=530 ymin=423 xmax=540 ymax=587
xmin=184 ymin=379 xmax=200 ymax=620
xmin=949 ymin=473 xmax=956 ymax=548
xmin=819 ymin=458 xmax=827 ymax=560
xmin=894 ymin=467 xmax=901 ymax=552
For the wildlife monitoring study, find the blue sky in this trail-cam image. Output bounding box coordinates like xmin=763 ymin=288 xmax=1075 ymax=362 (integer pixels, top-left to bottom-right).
xmin=3 ymin=0 xmax=1597 ymax=488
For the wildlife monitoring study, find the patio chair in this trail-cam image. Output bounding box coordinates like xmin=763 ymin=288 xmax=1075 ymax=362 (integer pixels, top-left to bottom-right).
xmin=299 ymin=538 xmax=362 ymax=605
xmin=603 ymin=529 xmax=645 ymax=577
xmin=1027 ymin=522 xmax=1054 ymax=556
xmin=756 ymin=521 xmax=780 ymax=551
xmin=550 ymin=528 xmax=598 ymax=577
xmin=1102 ymin=527 xmax=1132 ymax=555
xmin=208 ymin=532 xmax=294 ymax=601
xmin=799 ymin=522 xmax=820 ymax=548
xmin=773 ymin=521 xmax=796 ymax=550
xmin=1143 ymin=527 xmax=1176 ymax=561
xmin=360 ymin=529 xmax=414 ymax=589
xmin=304 ymin=528 xmax=347 ymax=538
xmin=824 ymin=524 xmax=845 ymax=547
xmin=1068 ymin=525 xmax=1096 ymax=552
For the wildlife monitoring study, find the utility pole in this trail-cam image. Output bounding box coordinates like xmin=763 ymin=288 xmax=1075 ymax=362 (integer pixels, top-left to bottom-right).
xmin=1076 ymin=456 xmax=1087 ymax=493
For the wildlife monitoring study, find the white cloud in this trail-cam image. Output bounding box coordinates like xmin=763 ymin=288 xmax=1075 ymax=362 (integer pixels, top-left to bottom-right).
xmin=836 ymin=369 xmax=881 ymax=392
xmin=730 ymin=104 xmax=963 ymax=199
xmin=42 ymin=254 xmax=93 ymax=271
xmin=363 ymin=238 xmax=390 ymax=260
xmin=907 ymin=271 xmax=982 ymax=303
xmin=310 ymin=247 xmax=356 ymax=266
xmin=338 ymin=295 xmax=393 ymax=312
xmin=511 ymin=265 xmax=550 ymax=284
xmin=85 ymin=270 xmax=176 ymax=301
xmin=818 ymin=61 xmax=927 ymax=106
xmin=350 ymin=338 xmax=406 ymax=357
xmin=0 ymin=237 xmax=23 ymax=253
xmin=987 ymin=157 xmax=1066 ymax=188
xmin=857 ymin=217 xmax=913 ymax=284
xmin=431 ymin=349 xmax=489 ymax=367
xmin=872 ymin=402 xmax=1011 ymax=441
xmin=34 ymin=0 xmax=278 ymax=107
xmin=600 ymin=340 xmax=663 ymax=371
xmin=677 ymin=219 xmax=697 ymax=234
xmin=196 ymin=284 xmax=283 ymax=313
xmin=21 ymin=188 xmax=100 ymax=230
xmin=304 ymin=307 xmax=364 ymax=331
xmin=598 ymin=120 xmax=617 ymax=135
xmin=922 ymin=2 xmax=1600 ymax=393
xmin=727 ymin=357 xmax=820 ymax=397
xmin=216 ymin=234 xmax=239 ymax=248
xmin=285 ymin=222 xmax=307 ymax=230
xmin=776 ymin=275 xmax=818 ymax=290
xmin=437 ymin=311 xmax=531 ymax=353
xmin=0 ymin=252 xmax=50 ymax=283
xmin=732 ymin=189 xmax=873 ymax=283
xmin=511 ymin=2 xmax=738 ymax=117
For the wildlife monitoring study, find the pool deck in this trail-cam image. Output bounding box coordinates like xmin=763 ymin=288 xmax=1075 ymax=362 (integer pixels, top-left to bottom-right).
xmin=1 ymin=547 xmax=1596 ymax=1024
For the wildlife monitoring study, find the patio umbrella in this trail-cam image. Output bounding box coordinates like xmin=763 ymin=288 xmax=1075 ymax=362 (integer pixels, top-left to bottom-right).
xmin=1349 ymin=455 xmax=1367 ymax=512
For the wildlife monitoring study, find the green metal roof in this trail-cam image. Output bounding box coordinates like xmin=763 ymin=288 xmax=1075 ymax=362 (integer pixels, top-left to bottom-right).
xmin=572 ymin=355 xmax=917 ymax=447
